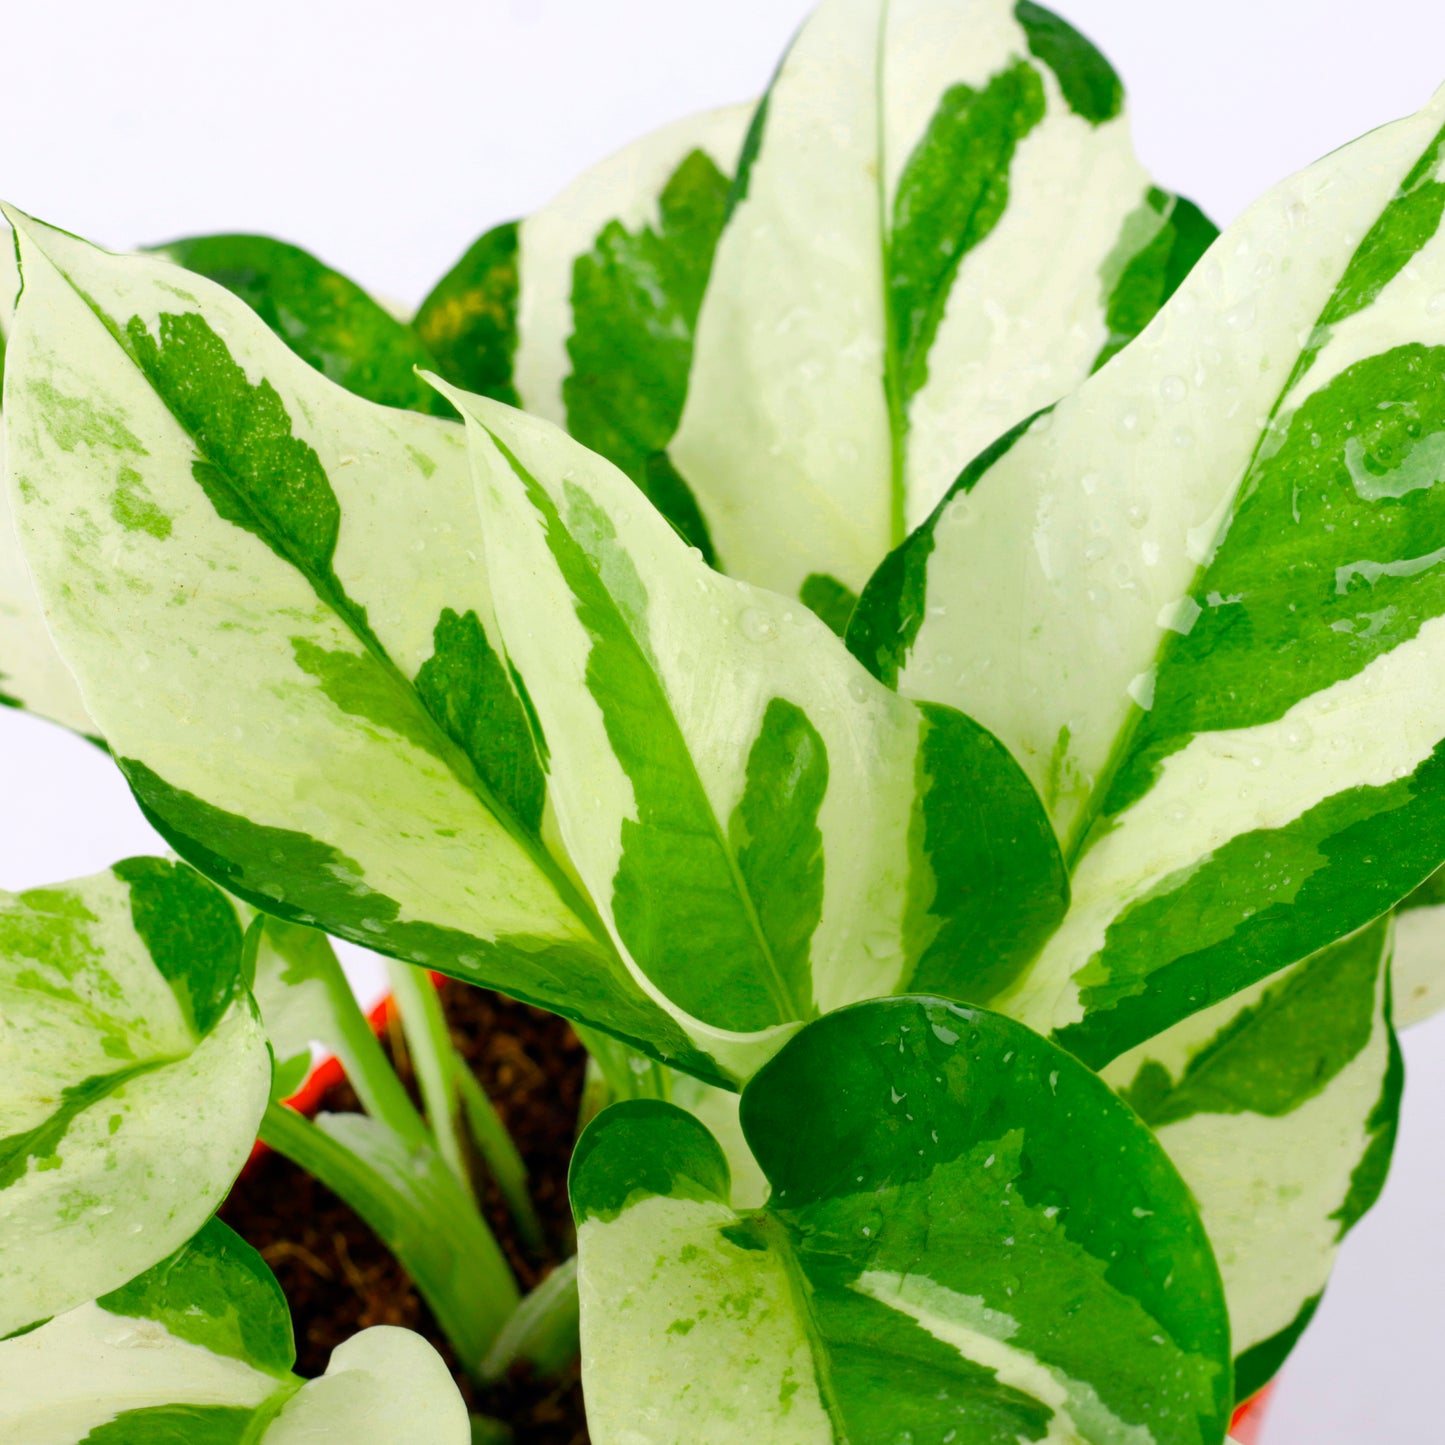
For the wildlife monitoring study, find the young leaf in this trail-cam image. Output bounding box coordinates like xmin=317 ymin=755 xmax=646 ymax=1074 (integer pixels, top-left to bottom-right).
xmin=0 ymin=859 xmax=268 ymax=1339
xmin=433 ymin=378 xmax=1067 ymax=1082
xmin=1105 ymin=918 xmax=1399 ymax=1397
xmin=0 ymin=1218 xmax=470 ymax=1443
xmin=661 ymin=0 xmax=1214 ymax=602
xmin=851 ymin=80 xmax=1445 ymax=1066
xmin=1 ymin=208 xmax=717 ymax=1083
xmin=153 ymin=233 xmax=453 ymax=417
xmin=572 ymin=997 xmax=1232 ymax=1445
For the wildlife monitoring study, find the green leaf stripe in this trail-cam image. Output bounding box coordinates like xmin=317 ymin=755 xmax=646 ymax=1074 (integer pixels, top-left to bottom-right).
xmin=155 ymin=233 xmax=452 ymax=417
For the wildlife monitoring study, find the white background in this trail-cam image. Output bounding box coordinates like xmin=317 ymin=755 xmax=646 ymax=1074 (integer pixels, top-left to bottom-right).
xmin=5 ymin=2 xmax=1445 ymax=1438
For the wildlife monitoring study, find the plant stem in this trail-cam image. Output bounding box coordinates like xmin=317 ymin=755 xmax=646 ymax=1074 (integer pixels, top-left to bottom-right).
xmin=385 ymin=958 xmax=472 ymax=1189
xmin=573 ymin=1022 xmax=673 ymax=1103
xmin=455 ymin=1063 xmax=546 ymax=1255
xmin=262 ymin=919 xmax=429 ymax=1147
xmin=481 ymin=1256 xmax=581 ymax=1384
xmin=259 ymin=1099 xmax=520 ymax=1378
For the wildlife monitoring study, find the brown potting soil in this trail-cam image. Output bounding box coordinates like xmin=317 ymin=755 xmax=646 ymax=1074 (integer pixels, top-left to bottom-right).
xmin=220 ymin=978 xmax=592 ymax=1443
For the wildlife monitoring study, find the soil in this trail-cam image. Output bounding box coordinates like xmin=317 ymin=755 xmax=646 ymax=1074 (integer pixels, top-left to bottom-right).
xmin=221 ymin=978 xmax=592 ymax=1443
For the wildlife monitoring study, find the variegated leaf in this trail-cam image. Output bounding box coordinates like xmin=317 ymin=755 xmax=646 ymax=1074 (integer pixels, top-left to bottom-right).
xmin=0 ymin=858 xmax=269 ymax=1338
xmin=1105 ymin=917 xmax=1399 ymax=1399
xmin=663 ymin=0 xmax=1214 ymax=607
xmin=572 ymin=997 xmax=1232 ymax=1445
xmin=155 ymin=232 xmax=452 ymax=417
xmin=433 ymin=377 xmax=1066 ymax=1081
xmin=0 ymin=1218 xmax=469 ymax=1443
xmin=417 ymin=103 xmax=751 ymax=561
xmin=418 ymin=1 xmax=1212 ymax=615
xmin=851 ymin=79 xmax=1445 ymax=1066
xmin=0 ymin=228 xmax=95 ymax=734
xmin=1 ymin=208 xmax=723 ymax=1083
xmin=1391 ymin=863 xmax=1445 ymax=1025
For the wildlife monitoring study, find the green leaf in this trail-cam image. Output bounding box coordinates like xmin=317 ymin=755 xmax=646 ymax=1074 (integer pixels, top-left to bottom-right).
xmin=661 ymin=0 xmax=1210 ymax=599
xmin=413 ymin=221 xmax=522 ymax=406
xmin=1 ymin=208 xmax=717 ymax=1084
xmin=0 ymin=861 xmax=268 ymax=1338
xmin=1105 ymin=918 xmax=1399 ymax=1393
xmin=572 ymin=997 xmax=1232 ymax=1445
xmin=432 ymin=379 xmax=1066 ymax=1082
xmin=850 ymin=77 xmax=1445 ymax=1066
xmin=1014 ymin=1 xmax=1121 ymax=125
xmin=153 ymin=233 xmax=452 ymax=417
xmin=0 ymin=1219 xmax=470 ymax=1443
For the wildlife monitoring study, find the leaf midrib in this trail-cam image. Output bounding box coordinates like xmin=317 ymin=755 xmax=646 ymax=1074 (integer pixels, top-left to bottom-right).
xmin=751 ymin=1210 xmax=852 ymax=1443
xmin=485 ymin=429 xmax=810 ymax=1028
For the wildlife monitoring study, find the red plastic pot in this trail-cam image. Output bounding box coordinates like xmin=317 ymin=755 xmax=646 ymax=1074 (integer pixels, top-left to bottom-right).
xmin=1230 ymin=1387 xmax=1271 ymax=1442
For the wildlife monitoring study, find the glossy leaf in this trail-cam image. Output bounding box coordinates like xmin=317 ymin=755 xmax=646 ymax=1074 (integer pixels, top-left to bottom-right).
xmin=572 ymin=997 xmax=1232 ymax=1445
xmin=0 ymin=1218 xmax=469 ymax=1443
xmin=154 ymin=232 xmax=452 ymax=417
xmin=1 ymin=208 xmax=718 ymax=1083
xmin=0 ymin=859 xmax=268 ymax=1338
xmin=433 ymin=377 xmax=1067 ymax=1081
xmin=662 ymin=0 xmax=1214 ymax=602
xmin=851 ymin=78 xmax=1445 ymax=1066
xmin=1106 ymin=918 xmax=1399 ymax=1397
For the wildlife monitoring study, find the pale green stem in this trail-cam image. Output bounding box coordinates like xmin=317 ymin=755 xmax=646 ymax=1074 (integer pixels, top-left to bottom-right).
xmin=572 ymin=1021 xmax=673 ymax=1103
xmin=385 ymin=957 xmax=472 ymax=1192
xmin=261 ymin=919 xmax=428 ymax=1147
xmin=259 ymin=1100 xmax=519 ymax=1378
xmin=481 ymin=1256 xmax=581 ymax=1384
xmin=455 ymin=1064 xmax=546 ymax=1255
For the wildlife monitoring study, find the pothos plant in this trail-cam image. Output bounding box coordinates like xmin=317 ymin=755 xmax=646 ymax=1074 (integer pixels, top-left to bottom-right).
xmin=3 ymin=0 xmax=1445 ymax=1440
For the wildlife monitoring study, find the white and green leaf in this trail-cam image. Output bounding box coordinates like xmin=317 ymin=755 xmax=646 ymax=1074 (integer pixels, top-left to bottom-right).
xmin=851 ymin=79 xmax=1445 ymax=1066
xmin=0 ymin=859 xmax=269 ymax=1339
xmin=663 ymin=0 xmax=1214 ymax=607
xmin=0 ymin=228 xmax=95 ymax=735
xmin=572 ymin=997 xmax=1233 ymax=1445
xmin=0 ymin=1217 xmax=469 ymax=1443
xmin=1105 ymin=917 xmax=1400 ymax=1398
xmin=434 ymin=379 xmax=1067 ymax=1081
xmin=0 ymin=208 xmax=722 ymax=1083
xmin=416 ymin=104 xmax=751 ymax=561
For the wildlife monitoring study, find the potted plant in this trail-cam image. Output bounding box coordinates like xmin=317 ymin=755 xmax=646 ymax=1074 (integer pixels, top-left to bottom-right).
xmin=4 ymin=0 xmax=1444 ymax=1439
